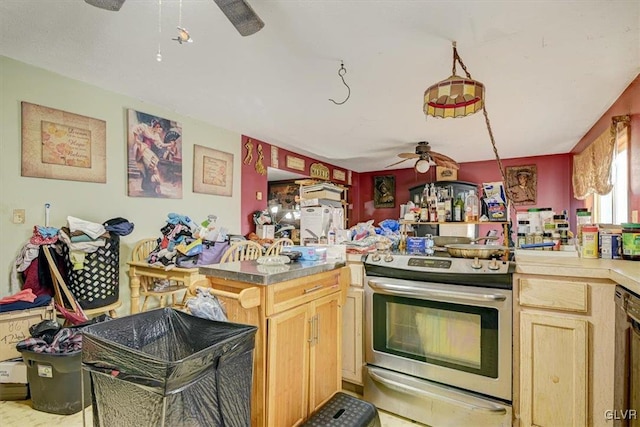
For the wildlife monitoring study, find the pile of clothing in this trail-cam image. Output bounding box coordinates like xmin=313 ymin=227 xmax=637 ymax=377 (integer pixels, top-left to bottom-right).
xmin=146 ymin=213 xmax=230 ymax=269
xmin=9 ymin=216 xmax=134 ymax=311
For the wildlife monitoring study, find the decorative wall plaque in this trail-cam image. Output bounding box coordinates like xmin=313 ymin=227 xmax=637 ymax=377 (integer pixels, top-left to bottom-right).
xmin=310 ymin=162 xmax=330 ymax=180
xmin=270 ymin=146 xmax=279 ymax=169
xmin=286 ymin=155 xmax=305 ymax=171
xmin=332 ymin=169 xmax=346 ymax=181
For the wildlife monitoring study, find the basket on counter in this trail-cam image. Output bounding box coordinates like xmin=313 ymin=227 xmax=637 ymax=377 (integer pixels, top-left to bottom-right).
xmin=60 ymin=235 xmax=120 ymax=310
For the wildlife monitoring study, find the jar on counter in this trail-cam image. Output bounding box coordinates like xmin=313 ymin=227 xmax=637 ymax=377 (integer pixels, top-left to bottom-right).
xmin=622 ymin=223 xmax=640 ymax=261
xmin=517 ymin=233 xmax=526 ymax=248
xmin=543 ymin=232 xmax=553 ymax=251
xmin=525 ymin=232 xmax=534 ymax=246
xmin=533 ymin=231 xmax=543 ymax=250
xmin=518 ymin=220 xmax=530 ymax=235
xmin=557 ymin=223 xmax=569 ymax=244
xmin=581 ymin=225 xmax=599 ymax=258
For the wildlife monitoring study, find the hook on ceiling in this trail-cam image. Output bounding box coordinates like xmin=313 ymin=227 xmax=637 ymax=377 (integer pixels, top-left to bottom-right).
xmin=329 ymin=61 xmax=350 ymax=105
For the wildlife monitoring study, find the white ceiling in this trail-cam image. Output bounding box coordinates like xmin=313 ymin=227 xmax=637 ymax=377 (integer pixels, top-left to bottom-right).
xmin=1 ymin=1 xmax=639 ymax=173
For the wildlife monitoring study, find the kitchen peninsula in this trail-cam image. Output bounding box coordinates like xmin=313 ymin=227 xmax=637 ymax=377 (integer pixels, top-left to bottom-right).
xmin=513 ymin=254 xmax=640 ymax=427
xmin=196 ymin=260 xmax=350 ymax=427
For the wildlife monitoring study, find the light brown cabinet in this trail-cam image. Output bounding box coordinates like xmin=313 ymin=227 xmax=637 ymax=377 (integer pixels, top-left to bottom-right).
xmin=342 ymin=258 xmax=364 ymax=385
xmin=267 ymin=291 xmax=342 ymax=426
xmin=514 ymin=274 xmax=616 ymax=427
xmin=200 ymin=266 xmax=349 ymax=427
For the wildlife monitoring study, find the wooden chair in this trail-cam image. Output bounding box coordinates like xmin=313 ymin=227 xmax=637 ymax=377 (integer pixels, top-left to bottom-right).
xmin=220 ymin=240 xmax=264 ymax=263
xmin=131 ymin=237 xmax=188 ymax=312
xmin=42 ymin=245 xmax=120 ymax=323
xmin=265 ymin=238 xmax=294 ymax=256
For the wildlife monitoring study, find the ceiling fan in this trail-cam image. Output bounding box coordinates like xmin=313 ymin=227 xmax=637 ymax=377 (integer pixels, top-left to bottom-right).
xmin=84 ymin=0 xmax=264 ymax=37
xmin=386 ymin=141 xmax=459 ymax=173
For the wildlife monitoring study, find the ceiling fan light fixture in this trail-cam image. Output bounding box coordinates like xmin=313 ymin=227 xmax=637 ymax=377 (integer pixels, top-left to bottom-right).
xmin=414 ymin=157 xmax=435 ymax=174
xmin=423 ymin=42 xmax=485 ymax=119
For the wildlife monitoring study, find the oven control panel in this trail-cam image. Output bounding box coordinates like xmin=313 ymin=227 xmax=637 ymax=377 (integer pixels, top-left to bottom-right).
xmin=408 ymin=258 xmax=452 ymax=269
xmin=365 ymin=254 xmax=514 ymax=275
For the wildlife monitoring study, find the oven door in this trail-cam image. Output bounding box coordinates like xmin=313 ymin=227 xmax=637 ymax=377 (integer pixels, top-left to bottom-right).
xmin=365 ymin=276 xmax=512 ymax=401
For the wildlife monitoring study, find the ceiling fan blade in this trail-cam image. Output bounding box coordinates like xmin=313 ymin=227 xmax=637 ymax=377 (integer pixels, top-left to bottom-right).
xmin=385 ymin=158 xmax=411 ymax=168
xmin=398 ymin=152 xmax=420 ymax=159
xmin=213 ymin=0 xmax=265 ymax=36
xmin=84 ymin=0 xmax=126 ymax=11
xmin=430 ymin=152 xmax=460 ymax=170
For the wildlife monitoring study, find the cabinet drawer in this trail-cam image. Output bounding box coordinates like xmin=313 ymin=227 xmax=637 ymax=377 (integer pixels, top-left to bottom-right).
xmin=519 ymin=277 xmax=589 ymax=312
xmin=266 ymin=269 xmax=342 ymax=316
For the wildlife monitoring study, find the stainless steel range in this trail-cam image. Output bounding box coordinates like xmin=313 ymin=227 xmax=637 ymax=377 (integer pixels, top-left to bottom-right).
xmin=363 ymin=252 xmax=514 ymax=427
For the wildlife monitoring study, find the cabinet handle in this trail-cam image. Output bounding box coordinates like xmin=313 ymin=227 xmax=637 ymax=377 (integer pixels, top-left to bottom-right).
xmin=308 ymin=317 xmax=314 ymax=343
xmin=315 ymin=313 xmax=320 ymax=343
xmin=304 ymin=285 xmax=324 ymax=294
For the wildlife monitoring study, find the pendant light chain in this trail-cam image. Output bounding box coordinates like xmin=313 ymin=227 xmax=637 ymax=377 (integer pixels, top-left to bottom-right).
xmin=454 ymin=42 xmax=510 ymax=203
xmin=156 ymin=0 xmax=162 ymax=61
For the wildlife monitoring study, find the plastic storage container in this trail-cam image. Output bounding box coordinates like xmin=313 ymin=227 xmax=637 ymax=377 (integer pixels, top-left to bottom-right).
xmin=81 ymin=308 xmax=257 ymax=427
xmin=621 ymin=223 xmax=640 ymax=261
xmin=301 ymin=392 xmax=381 ymax=427
xmin=581 ymin=225 xmax=599 ymax=258
xmin=21 ymin=349 xmax=91 ymax=415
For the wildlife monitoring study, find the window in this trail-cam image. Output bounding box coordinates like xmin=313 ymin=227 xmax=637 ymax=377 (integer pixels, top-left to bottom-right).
xmin=593 ymin=124 xmax=628 ymax=224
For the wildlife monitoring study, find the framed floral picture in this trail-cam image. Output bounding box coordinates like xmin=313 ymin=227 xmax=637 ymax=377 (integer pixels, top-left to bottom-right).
xmin=193 ymin=144 xmax=234 ymax=196
xmin=374 ymin=175 xmax=395 ymax=208
xmin=21 ymin=102 xmax=106 ymax=183
xmin=505 ymin=165 xmax=537 ymax=205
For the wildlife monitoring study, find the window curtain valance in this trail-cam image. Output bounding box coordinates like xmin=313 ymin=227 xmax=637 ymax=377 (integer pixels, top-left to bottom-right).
xmin=572 ymin=115 xmax=630 ymax=200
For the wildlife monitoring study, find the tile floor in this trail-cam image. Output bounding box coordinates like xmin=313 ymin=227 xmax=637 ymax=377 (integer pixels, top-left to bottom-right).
xmin=0 ymin=398 xmax=426 ymax=427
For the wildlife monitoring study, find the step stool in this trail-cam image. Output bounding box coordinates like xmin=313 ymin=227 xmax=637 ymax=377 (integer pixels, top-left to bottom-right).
xmin=302 ymin=392 xmax=381 ymax=427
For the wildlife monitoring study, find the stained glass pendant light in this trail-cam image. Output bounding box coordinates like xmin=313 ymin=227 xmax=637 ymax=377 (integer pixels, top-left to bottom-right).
xmin=424 ymin=42 xmax=484 ymax=118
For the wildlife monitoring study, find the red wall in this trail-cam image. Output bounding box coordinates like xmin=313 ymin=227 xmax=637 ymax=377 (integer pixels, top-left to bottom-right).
xmin=571 ymin=74 xmax=640 ymax=217
xmin=240 ymin=135 xmax=356 ymax=235
xmin=353 ymin=154 xmax=574 ymax=242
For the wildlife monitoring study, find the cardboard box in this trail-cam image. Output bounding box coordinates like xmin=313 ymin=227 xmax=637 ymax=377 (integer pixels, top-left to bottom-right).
xmin=0 ymin=360 xmax=27 ymax=383
xmin=0 ymin=383 xmax=28 ymax=400
xmin=0 ymin=303 xmax=55 ymax=362
xmin=256 ymin=224 xmax=275 ymax=239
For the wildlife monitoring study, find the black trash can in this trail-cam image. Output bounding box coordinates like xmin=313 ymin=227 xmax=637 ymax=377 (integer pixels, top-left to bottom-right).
xmin=21 ymin=349 xmax=91 ymax=415
xmin=81 ymin=308 xmax=257 ymax=427
xmin=302 ymin=392 xmax=381 ymax=427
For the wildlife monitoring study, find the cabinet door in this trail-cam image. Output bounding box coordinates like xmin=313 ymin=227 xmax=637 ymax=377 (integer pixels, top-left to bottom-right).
xmin=342 ymin=287 xmax=363 ymax=384
xmin=520 ymin=311 xmax=588 ymax=427
xmin=309 ymin=292 xmax=342 ymax=413
xmin=266 ymin=303 xmax=311 ymax=427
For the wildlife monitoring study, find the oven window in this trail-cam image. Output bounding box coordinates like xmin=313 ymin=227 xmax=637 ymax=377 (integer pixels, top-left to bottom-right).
xmin=372 ymin=294 xmax=499 ymax=378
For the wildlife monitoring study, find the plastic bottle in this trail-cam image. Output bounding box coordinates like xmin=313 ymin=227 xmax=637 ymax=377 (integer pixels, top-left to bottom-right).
xmin=581 ymin=225 xmax=598 ymax=258
xmin=576 ymin=210 xmax=592 ymax=245
xmin=464 ymin=190 xmax=479 ymax=222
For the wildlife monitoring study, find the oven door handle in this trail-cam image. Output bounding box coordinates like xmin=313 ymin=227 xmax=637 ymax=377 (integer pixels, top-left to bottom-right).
xmin=368 ymin=279 xmax=507 ymax=302
xmin=367 ymin=366 xmax=507 ymax=415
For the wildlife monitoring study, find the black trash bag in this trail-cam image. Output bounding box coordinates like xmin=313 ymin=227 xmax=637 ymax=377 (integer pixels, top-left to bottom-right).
xmin=81 ymin=308 xmax=257 ymax=427
xmin=29 ymin=319 xmax=61 ymax=344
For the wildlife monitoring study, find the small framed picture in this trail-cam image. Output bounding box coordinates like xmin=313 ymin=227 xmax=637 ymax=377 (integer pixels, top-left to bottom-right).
xmin=505 ymin=165 xmax=537 ymax=205
xmin=373 ymin=175 xmax=395 ymax=208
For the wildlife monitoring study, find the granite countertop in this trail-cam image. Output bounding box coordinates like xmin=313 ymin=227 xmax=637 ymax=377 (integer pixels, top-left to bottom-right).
xmin=515 ymin=252 xmax=640 ymax=295
xmin=198 ymin=259 xmax=346 ymax=286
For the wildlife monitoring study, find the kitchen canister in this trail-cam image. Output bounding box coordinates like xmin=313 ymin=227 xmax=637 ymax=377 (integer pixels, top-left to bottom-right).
xmin=581 ymin=225 xmax=599 ymax=259
xmin=621 ymin=223 xmax=640 ymax=261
